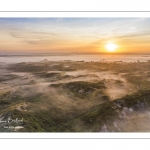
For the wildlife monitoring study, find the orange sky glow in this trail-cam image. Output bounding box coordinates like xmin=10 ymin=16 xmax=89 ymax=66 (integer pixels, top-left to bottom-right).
xmin=0 ymin=18 xmax=150 ymax=54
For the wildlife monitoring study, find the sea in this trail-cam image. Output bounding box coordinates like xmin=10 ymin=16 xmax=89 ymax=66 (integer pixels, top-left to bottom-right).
xmin=0 ymin=53 xmax=150 ymax=63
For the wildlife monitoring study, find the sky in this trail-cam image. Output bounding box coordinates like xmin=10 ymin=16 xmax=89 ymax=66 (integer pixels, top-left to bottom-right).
xmin=0 ymin=18 xmax=150 ymax=54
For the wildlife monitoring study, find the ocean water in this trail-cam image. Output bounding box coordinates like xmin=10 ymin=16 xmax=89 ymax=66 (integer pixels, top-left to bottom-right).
xmin=0 ymin=54 xmax=150 ymax=63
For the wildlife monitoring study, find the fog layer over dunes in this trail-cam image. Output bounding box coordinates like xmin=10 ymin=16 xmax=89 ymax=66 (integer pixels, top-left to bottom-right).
xmin=0 ymin=59 xmax=150 ymax=132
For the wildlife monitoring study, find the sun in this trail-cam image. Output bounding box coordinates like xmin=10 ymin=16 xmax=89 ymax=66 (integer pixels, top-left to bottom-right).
xmin=105 ymin=43 xmax=118 ymax=52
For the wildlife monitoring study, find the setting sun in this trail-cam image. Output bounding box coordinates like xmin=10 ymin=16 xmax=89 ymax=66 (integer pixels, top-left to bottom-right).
xmin=105 ymin=43 xmax=118 ymax=52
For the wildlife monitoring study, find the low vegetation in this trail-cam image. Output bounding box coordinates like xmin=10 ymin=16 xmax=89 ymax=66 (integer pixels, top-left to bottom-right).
xmin=51 ymin=81 xmax=107 ymax=99
xmin=0 ymin=60 xmax=150 ymax=132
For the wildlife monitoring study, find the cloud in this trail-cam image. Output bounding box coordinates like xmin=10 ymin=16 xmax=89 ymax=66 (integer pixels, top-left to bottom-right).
xmin=24 ymin=39 xmax=51 ymax=45
xmin=10 ymin=32 xmax=25 ymax=39
xmin=9 ymin=30 xmax=58 ymax=47
xmin=115 ymin=32 xmax=150 ymax=39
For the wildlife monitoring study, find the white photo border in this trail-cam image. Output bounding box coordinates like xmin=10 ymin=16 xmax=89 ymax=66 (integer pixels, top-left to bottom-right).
xmin=0 ymin=11 xmax=150 ymax=139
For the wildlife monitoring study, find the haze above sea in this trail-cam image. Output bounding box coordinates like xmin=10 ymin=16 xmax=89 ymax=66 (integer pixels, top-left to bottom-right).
xmin=0 ymin=53 xmax=150 ymax=63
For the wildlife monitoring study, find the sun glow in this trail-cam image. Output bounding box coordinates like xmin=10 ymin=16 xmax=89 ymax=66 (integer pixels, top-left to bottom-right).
xmin=105 ymin=43 xmax=118 ymax=52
